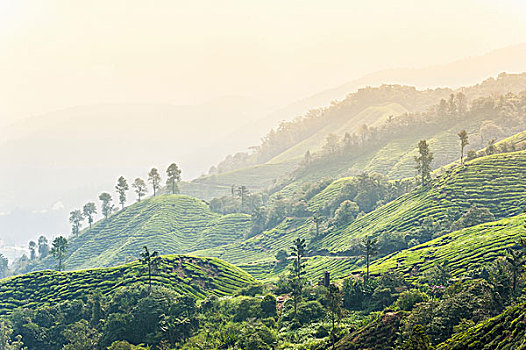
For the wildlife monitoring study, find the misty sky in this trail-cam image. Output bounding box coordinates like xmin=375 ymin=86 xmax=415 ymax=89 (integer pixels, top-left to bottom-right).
xmin=1 ymin=0 xmax=526 ymax=253
xmin=1 ymin=0 xmax=526 ymax=123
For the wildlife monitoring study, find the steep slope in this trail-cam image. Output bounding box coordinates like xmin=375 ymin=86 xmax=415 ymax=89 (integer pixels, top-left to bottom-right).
xmin=0 ymin=255 xmax=256 ymax=316
xmin=36 ymin=194 xmax=250 ymax=271
xmin=367 ymin=214 xmax=525 ymax=278
xmin=183 ymin=73 xmax=526 ymax=200
xmin=437 ymin=302 xmax=526 ymax=350
xmin=267 ymin=102 xmax=408 ymax=164
xmin=193 ymin=150 xmax=526 ymax=266
xmin=318 ymin=150 xmax=526 ymax=253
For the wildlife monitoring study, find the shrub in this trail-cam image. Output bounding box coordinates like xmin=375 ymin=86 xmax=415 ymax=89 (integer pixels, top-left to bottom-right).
xmin=395 ymin=290 xmax=430 ymax=311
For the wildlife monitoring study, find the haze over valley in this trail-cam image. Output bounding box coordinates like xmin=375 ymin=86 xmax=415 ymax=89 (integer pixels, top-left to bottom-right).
xmin=2 ymin=2 xmax=526 ymax=349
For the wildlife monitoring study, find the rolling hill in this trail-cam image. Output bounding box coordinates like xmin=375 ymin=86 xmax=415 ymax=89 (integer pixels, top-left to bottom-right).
xmin=192 ymin=150 xmax=526 ymax=268
xmin=31 ymin=194 xmax=251 ymax=271
xmin=182 ymin=73 xmax=526 ymax=200
xmin=0 ymin=255 xmax=255 ymax=316
xmin=367 ymin=213 xmax=526 ymax=278
xmin=436 ymin=301 xmax=526 ymax=350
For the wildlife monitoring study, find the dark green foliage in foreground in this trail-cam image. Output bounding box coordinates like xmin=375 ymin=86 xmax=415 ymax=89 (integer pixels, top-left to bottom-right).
xmin=0 ymin=255 xmax=255 ymax=316
xmin=436 ymin=301 xmax=526 ymax=350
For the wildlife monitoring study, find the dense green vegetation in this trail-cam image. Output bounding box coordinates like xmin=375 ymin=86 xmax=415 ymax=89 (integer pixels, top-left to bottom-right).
xmin=367 ymin=213 xmax=526 ymax=278
xmin=436 ymin=301 xmax=526 ymax=349
xmin=3 ymin=75 xmax=526 ymax=349
xmin=193 ymin=150 xmax=526 ymax=268
xmin=0 ymin=255 xmax=255 ymax=316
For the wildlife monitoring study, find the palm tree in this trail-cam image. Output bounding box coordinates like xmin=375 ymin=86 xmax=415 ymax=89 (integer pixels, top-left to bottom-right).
xmin=140 ymin=246 xmax=161 ymax=291
xmin=458 ymin=130 xmax=469 ymax=164
xmin=505 ymin=247 xmax=526 ymax=298
xmin=360 ymin=236 xmax=377 ymax=282
xmin=290 ymin=237 xmax=306 ymax=317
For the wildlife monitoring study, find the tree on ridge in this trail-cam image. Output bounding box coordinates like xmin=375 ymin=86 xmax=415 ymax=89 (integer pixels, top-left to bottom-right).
xmin=132 ymin=178 xmax=148 ymax=202
xmin=148 ymin=168 xmax=162 ymax=196
xmin=115 ymin=176 xmax=129 ymax=209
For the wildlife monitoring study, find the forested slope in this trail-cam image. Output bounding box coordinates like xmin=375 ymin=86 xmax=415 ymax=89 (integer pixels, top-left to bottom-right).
xmin=437 ymin=302 xmax=526 ymax=350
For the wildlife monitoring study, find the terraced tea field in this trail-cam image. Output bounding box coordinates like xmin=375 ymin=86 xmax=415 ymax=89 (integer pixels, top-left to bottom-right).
xmin=367 ymin=213 xmax=526 ymax=278
xmin=40 ymin=194 xmax=251 ymax=270
xmin=318 ymin=150 xmax=526 ymax=253
xmin=239 ymin=255 xmax=362 ymax=282
xmin=195 ymin=151 xmax=526 ymax=265
xmin=437 ymin=301 xmax=526 ymax=350
xmin=0 ymin=255 xmax=255 ymax=316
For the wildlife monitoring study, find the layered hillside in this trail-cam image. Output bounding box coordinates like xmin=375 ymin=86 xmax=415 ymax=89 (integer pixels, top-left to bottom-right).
xmin=367 ymin=213 xmax=525 ymax=278
xmin=183 ymin=73 xmax=526 ymax=200
xmin=0 ymin=255 xmax=255 ymax=316
xmin=317 ymin=150 xmax=526 ymax=253
xmin=194 ymin=150 xmax=526 ymax=266
xmin=436 ymin=302 xmax=526 ymax=350
xmin=35 ymin=194 xmax=250 ymax=271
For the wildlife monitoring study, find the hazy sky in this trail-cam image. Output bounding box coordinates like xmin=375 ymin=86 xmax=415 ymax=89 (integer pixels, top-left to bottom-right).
xmin=1 ymin=0 xmax=526 ymax=123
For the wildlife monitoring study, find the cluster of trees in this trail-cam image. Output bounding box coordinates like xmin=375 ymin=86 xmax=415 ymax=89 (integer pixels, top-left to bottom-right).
xmin=69 ymin=163 xmax=182 ymax=235
xmin=7 ymin=164 xmax=182 ymax=277
xmin=211 ymin=84 xmax=466 ymax=174
xmin=293 ymin=90 xmax=526 ymax=181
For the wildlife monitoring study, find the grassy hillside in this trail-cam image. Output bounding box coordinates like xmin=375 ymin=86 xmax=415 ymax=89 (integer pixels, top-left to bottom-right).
xmin=239 ymin=255 xmax=362 ymax=281
xmin=318 ymin=150 xmax=526 ymax=253
xmin=37 ymin=194 xmax=250 ymax=271
xmin=194 ymin=151 xmax=526 ymax=267
xmin=437 ymin=302 xmax=526 ymax=350
xmin=367 ymin=213 xmax=526 ymax=278
xmin=0 ymin=255 xmax=255 ymax=316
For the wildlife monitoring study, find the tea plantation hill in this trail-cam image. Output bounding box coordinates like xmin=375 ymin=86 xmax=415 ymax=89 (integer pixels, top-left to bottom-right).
xmin=331 ymin=301 xmax=526 ymax=350
xmin=365 ymin=213 xmax=526 ymax=279
xmin=193 ymin=150 xmax=526 ymax=272
xmin=436 ymin=301 xmax=526 ymax=350
xmin=0 ymin=255 xmax=255 ymax=316
xmin=34 ymin=194 xmax=250 ymax=271
xmin=181 ymin=74 xmax=526 ymax=200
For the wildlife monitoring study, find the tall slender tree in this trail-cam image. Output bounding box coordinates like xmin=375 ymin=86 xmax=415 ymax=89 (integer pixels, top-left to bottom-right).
xmin=360 ymin=236 xmax=377 ymax=282
xmin=236 ymin=185 xmax=249 ymax=211
xmin=458 ymin=130 xmax=469 ymax=164
xmin=166 ymin=163 xmax=182 ymax=194
xmin=290 ymin=237 xmax=306 ymax=318
xmin=98 ymin=192 xmax=114 ymax=220
xmin=115 ymin=176 xmax=129 ymax=209
xmin=132 ymin=178 xmax=148 ymax=202
xmin=312 ymin=213 xmax=324 ymax=237
xmin=414 ymin=140 xmax=433 ymax=187
xmin=140 ymin=246 xmax=161 ymax=291
xmin=83 ymin=202 xmax=97 ymax=229
xmin=28 ymin=241 xmax=36 ymax=260
xmin=148 ymin=168 xmax=162 ymax=196
xmin=69 ymin=210 xmax=84 ymax=237
xmin=50 ymin=236 xmax=68 ymax=271
xmin=505 ymin=248 xmax=526 ymax=299
xmin=38 ymin=236 xmax=49 ymax=258
xmin=325 ymin=284 xmax=343 ymax=350
xmin=0 ymin=253 xmax=8 ymax=278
